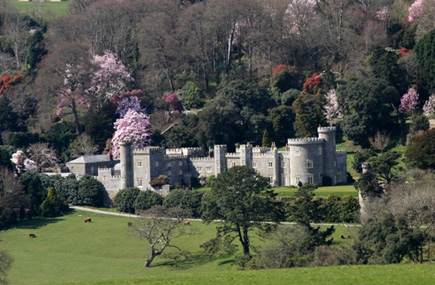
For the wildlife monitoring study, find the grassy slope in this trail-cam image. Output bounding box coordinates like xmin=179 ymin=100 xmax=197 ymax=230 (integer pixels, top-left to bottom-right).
xmin=10 ymin=0 xmax=70 ymax=17
xmin=1 ymin=210 xmax=432 ymax=285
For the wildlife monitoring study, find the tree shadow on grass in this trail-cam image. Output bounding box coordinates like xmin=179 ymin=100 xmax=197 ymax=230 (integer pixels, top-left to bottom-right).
xmin=154 ymin=251 xmax=235 ymax=270
xmin=13 ymin=209 xmax=75 ymax=230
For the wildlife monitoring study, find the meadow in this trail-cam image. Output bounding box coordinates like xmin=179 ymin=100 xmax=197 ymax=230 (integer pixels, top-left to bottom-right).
xmin=1 ymin=210 xmax=433 ymax=284
xmin=10 ymin=0 xmax=70 ymax=17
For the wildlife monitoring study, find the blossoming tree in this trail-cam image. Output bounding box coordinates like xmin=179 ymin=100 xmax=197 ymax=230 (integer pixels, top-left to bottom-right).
xmin=323 ymin=89 xmax=343 ymax=121
xmin=111 ymin=109 xmax=151 ymax=158
xmin=399 ymin=87 xmax=419 ymax=116
xmin=423 ymin=94 xmax=435 ymax=117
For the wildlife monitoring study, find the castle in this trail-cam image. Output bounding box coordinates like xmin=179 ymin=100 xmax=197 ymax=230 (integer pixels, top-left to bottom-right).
xmin=85 ymin=126 xmax=346 ymax=197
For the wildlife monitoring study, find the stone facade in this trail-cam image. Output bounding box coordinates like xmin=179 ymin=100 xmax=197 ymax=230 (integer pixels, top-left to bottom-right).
xmin=94 ymin=127 xmax=346 ymax=195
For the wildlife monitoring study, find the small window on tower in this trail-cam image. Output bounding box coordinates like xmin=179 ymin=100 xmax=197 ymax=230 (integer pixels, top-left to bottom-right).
xmin=294 ymin=148 xmax=300 ymax=156
xmin=306 ymin=160 xmax=313 ymax=168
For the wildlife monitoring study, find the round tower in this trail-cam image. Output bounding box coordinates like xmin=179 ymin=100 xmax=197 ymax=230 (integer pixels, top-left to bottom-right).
xmin=120 ymin=141 xmax=133 ymax=189
xmin=317 ymin=126 xmax=336 ymax=185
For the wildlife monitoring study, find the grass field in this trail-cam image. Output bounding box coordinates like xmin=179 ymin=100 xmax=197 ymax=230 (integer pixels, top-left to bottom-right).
xmin=197 ymin=184 xmax=358 ymax=198
xmin=10 ymin=0 xmax=70 ymax=17
xmin=1 ymin=210 xmax=432 ymax=284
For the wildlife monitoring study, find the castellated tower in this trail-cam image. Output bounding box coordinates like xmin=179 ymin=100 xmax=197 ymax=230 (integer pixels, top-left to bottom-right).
xmin=120 ymin=141 xmax=134 ymax=189
xmin=318 ymin=126 xmax=336 ymax=184
xmin=239 ymin=144 xmax=253 ymax=168
xmin=288 ymin=137 xmax=324 ymax=185
xmin=214 ymin=145 xmax=227 ymax=176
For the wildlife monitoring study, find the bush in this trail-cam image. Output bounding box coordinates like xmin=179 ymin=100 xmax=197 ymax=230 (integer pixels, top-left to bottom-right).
xmin=77 ymin=175 xmax=103 ymax=206
xmin=352 ymin=148 xmax=376 ymax=173
xmin=163 ymin=189 xmax=203 ymax=218
xmin=8 ymin=132 xmax=40 ymax=148
xmin=150 ymin=175 xmax=169 ymax=188
xmin=405 ymin=129 xmax=435 ymax=169
xmin=134 ymin=190 xmax=163 ymax=213
xmin=113 ymin=187 xmax=141 ymax=213
xmin=40 ymin=187 xmax=68 ymax=217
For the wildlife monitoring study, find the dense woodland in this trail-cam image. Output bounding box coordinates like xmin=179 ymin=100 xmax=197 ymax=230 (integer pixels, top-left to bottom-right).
xmin=1 ymin=0 xmax=435 ymax=276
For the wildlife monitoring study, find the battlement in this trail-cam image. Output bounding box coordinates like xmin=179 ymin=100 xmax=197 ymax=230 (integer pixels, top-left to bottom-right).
xmin=226 ymin=153 xmax=239 ymax=158
xmin=336 ymin=150 xmax=347 ymax=156
xmin=190 ymin=157 xmax=214 ymax=162
xmin=253 ymin=152 xmax=275 ymax=158
xmin=98 ymin=167 xmax=114 ymax=172
xmin=287 ymin=137 xmax=325 ymax=145
xmin=133 ymin=146 xmax=165 ymax=154
xmin=317 ymin=126 xmax=336 ymax=133
xmin=214 ymin=145 xmax=227 ymax=150
xmin=165 ymin=147 xmax=203 ymax=156
xmin=253 ymin=146 xmax=271 ymax=153
xmin=164 ymin=155 xmax=186 ymax=159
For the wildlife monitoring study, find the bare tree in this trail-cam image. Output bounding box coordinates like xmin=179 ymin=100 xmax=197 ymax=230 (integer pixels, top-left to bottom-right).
xmin=130 ymin=206 xmax=195 ymax=267
xmin=369 ymin=130 xmax=390 ymax=152
xmin=27 ymin=143 xmax=59 ymax=172
xmin=68 ymin=134 xmax=98 ymax=158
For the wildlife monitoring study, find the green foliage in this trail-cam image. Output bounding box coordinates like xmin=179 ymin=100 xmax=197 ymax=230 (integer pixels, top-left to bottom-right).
xmin=405 ymin=128 xmax=435 ymax=169
xmin=414 ymin=29 xmax=435 ymax=91
xmin=354 ymin=213 xmax=425 ymax=264
xmin=0 ymin=145 xmax=14 ymax=169
xmin=353 ymin=171 xmax=383 ymax=198
xmin=293 ymin=93 xmax=326 ymax=138
xmin=353 ymin=149 xmax=377 ymax=173
xmin=280 ymin=88 xmax=301 ymax=106
xmin=134 ymin=190 xmax=163 ymax=213
xmin=261 ymin=129 xmax=271 ymax=147
xmin=407 ymin=113 xmax=430 ymax=144
xmin=163 ymin=189 xmax=203 ymax=218
xmin=338 ymin=78 xmax=400 ymax=147
xmin=270 ymin=69 xmax=302 ymax=93
xmin=285 ymin=184 xmax=335 ymax=246
xmin=149 ymin=175 xmax=169 ymax=188
xmin=318 ymin=194 xmax=360 ymax=223
xmin=181 ymin=81 xmax=203 ymax=109
xmin=113 ymin=187 xmax=141 ymax=214
xmin=267 ymin=105 xmax=295 ymax=146
xmin=40 ymin=187 xmax=68 ymax=217
xmin=27 ymin=30 xmax=47 ymax=73
xmin=77 ymin=175 xmax=103 ymax=206
xmin=8 ymin=132 xmax=40 ymax=148
xmin=368 ymin=151 xmax=401 ymax=184
xmin=201 ymin=166 xmax=284 ymax=256
xmin=84 ymin=101 xmax=118 ymax=152
xmin=166 ymin=126 xmax=197 ymax=148
xmin=0 ymin=96 xmax=21 ymax=132
xmin=45 ymin=122 xmax=77 ymax=162
xmin=19 ymin=171 xmax=46 ymax=216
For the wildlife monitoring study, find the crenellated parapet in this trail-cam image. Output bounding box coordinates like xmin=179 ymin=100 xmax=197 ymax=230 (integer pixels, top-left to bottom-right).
xmin=190 ymin=157 xmax=214 ymax=162
xmin=287 ymin=137 xmax=324 ymax=145
xmin=336 ymin=150 xmax=347 ymax=156
xmin=253 ymin=146 xmax=271 ymax=153
xmin=133 ymin=146 xmax=165 ymax=155
xmin=226 ymin=153 xmax=240 ymax=158
xmin=317 ymin=126 xmax=336 ymax=133
xmin=253 ymin=152 xmax=275 ymax=158
xmin=165 ymin=147 xmax=203 ymax=156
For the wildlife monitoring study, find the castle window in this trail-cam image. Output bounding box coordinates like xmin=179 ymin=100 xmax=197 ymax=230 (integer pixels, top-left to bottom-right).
xmin=307 ymin=174 xmax=314 ymax=184
xmin=137 ymin=160 xmax=142 ymax=166
xmin=167 ymin=162 xmax=172 ymax=167
xmin=294 ymin=148 xmax=300 ymax=156
xmin=334 ymin=160 xmax=337 ymax=167
xmin=103 ymin=176 xmax=107 ymax=180
xmin=197 ymin=167 xmax=202 ymax=172
xmin=282 ymin=176 xmax=287 ymax=185
xmin=318 ymin=147 xmax=322 ymax=155
xmin=231 ymin=162 xmax=236 ymax=167
xmin=179 ymin=170 xmax=183 ymax=175
xmin=336 ymin=172 xmax=342 ymax=183
xmin=138 ymin=179 xmax=143 ymax=186
xmin=282 ymin=161 xmax=287 ymax=168
xmin=155 ymin=162 xmax=159 ymax=167
xmin=295 ymin=175 xmax=301 ymax=185
xmin=268 ymin=161 xmax=273 ymax=168
xmin=253 ymin=161 xmax=257 ymax=168
xmin=179 ymin=161 xmax=183 ymax=166
xmin=206 ymin=167 xmax=211 ymax=173
xmin=269 ymin=177 xmax=273 ymax=183
xmin=306 ymin=160 xmax=313 ymax=168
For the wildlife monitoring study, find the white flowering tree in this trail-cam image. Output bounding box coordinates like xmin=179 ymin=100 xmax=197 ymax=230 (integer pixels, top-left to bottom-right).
xmin=323 ymin=89 xmax=343 ymax=121
xmin=10 ymin=150 xmax=37 ymax=174
xmin=423 ymin=94 xmax=435 ymax=117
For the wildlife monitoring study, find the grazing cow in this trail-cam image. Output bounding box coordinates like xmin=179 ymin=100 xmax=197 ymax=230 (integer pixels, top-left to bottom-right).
xmin=84 ymin=217 xmax=92 ymax=223
xmin=340 ymin=235 xmax=346 ymax=239
xmin=127 ymin=222 xmax=132 ymax=227
xmin=347 ymin=235 xmax=352 ymax=239
xmin=184 ymin=220 xmax=190 ymax=226
xmin=29 ymin=233 xmax=36 ymax=238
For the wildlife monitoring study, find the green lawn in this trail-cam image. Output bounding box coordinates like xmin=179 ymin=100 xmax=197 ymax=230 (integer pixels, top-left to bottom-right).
xmin=1 ymin=210 xmax=432 ymax=284
xmin=273 ymin=184 xmax=357 ymax=197
xmin=10 ymin=0 xmax=70 ymax=17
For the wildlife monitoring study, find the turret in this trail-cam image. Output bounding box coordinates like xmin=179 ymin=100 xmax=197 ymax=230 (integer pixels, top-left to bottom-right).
xmin=317 ymin=126 xmax=336 ymax=185
xmin=239 ymin=143 xmax=253 ymax=168
xmin=214 ymin=145 xmax=227 ymax=175
xmin=120 ymin=141 xmax=134 ymax=189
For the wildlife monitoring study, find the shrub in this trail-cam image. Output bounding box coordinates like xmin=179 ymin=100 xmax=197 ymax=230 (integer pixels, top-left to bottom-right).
xmin=134 ymin=190 xmax=163 ymax=213
xmin=150 ymin=175 xmax=169 ymax=188
xmin=77 ymin=175 xmax=103 ymax=206
xmin=40 ymin=187 xmax=68 ymax=217
xmin=405 ymin=129 xmax=435 ymax=169
xmin=113 ymin=187 xmax=141 ymax=213
xmin=163 ymin=189 xmax=203 ymax=218
xmin=352 ymin=149 xmax=377 ymax=173
xmin=8 ymin=132 xmax=40 ymax=148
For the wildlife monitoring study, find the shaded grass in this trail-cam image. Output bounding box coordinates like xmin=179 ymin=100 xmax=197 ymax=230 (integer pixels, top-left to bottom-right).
xmin=0 ymin=210 xmax=357 ymax=285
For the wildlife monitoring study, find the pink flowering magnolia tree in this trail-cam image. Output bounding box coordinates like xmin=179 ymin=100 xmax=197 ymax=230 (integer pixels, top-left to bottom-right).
xmin=111 ymin=109 xmax=152 ymax=158
xmin=399 ymin=87 xmax=419 ymax=115
xmin=408 ymin=0 xmax=424 ymax=22
xmin=323 ymin=89 xmax=343 ymax=120
xmin=10 ymin=150 xmax=37 ymax=174
xmin=88 ymin=50 xmax=133 ymax=100
xmin=116 ymin=96 xmax=147 ymax=117
xmin=423 ymin=94 xmax=435 ymax=117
